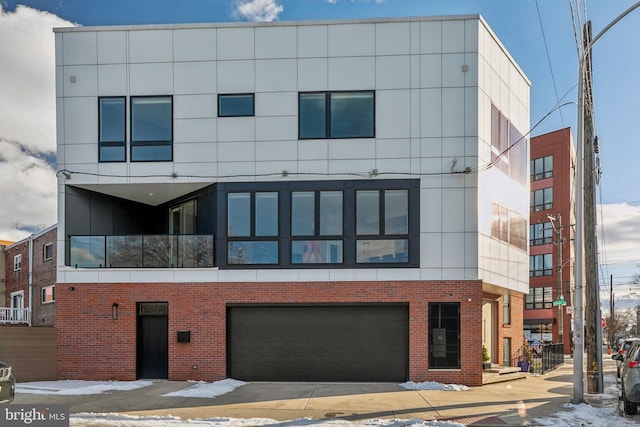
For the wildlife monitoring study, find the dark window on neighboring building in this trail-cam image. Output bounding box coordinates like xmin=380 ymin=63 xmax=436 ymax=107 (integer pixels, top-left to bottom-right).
xmin=524 ymin=322 xmax=553 ymax=341
xmin=531 ymin=155 xmax=553 ymax=181
xmin=131 ymin=96 xmax=173 ymax=162
xmin=529 ymin=254 xmax=553 ymax=277
xmin=227 ymin=192 xmax=279 ymax=265
xmin=44 ymin=243 xmax=53 ymax=261
xmin=525 ymin=286 xmax=553 ymax=309
xmin=299 ymin=91 xmax=375 ymax=139
xmin=98 ymin=97 xmax=126 ymax=162
xmin=428 ymin=302 xmax=460 ymax=369
xmin=218 ymin=94 xmax=255 ymax=117
xmin=530 ymin=222 xmax=553 ymax=246
xmin=14 ymin=254 xmax=21 ymax=271
xmin=531 ymin=188 xmax=553 ymax=212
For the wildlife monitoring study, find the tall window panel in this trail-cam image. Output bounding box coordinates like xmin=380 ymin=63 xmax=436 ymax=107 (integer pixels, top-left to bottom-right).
xmin=356 ymin=189 xmax=409 ymax=264
xmin=131 ymin=96 xmax=173 ymax=162
xmin=291 ymin=191 xmax=343 ymax=264
xmin=98 ymin=97 xmax=126 ymax=162
xmin=531 ymin=188 xmax=553 ymax=212
xmin=227 ymin=192 xmax=279 ymax=265
xmin=529 ymin=254 xmax=553 ymax=277
xmin=531 ymin=155 xmax=553 ymax=181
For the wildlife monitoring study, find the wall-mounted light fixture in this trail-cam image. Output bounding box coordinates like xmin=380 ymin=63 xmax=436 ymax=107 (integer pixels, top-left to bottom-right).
xmin=112 ymin=303 xmax=119 ymax=320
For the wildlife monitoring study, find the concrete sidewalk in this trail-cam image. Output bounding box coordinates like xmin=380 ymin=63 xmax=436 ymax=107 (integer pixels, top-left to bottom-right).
xmin=14 ymin=356 xmax=627 ymax=426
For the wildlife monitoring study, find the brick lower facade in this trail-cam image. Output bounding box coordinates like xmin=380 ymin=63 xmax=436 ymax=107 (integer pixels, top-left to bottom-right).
xmin=57 ymin=279 xmax=523 ymax=387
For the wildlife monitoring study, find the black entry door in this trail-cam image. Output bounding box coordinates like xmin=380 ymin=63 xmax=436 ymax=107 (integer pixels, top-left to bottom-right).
xmin=137 ymin=303 xmax=168 ymax=379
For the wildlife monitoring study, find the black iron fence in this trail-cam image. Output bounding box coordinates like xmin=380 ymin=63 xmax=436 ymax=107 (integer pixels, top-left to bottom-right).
xmin=512 ymin=342 xmax=564 ymax=374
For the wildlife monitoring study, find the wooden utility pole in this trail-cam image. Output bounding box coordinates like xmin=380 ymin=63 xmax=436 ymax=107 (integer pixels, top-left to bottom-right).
xmin=583 ymin=21 xmax=603 ymax=394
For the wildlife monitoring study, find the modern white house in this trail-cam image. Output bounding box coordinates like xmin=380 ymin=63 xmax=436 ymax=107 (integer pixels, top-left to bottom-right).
xmin=54 ymin=15 xmax=530 ymax=386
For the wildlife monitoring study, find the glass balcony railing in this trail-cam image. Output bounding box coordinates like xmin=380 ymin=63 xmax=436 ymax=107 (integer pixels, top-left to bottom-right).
xmin=69 ymin=235 xmax=214 ymax=268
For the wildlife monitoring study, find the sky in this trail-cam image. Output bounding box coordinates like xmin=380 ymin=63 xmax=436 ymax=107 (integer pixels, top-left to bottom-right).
xmin=14 ymin=375 xmax=638 ymax=426
xmin=0 ymin=0 xmax=639 ymax=302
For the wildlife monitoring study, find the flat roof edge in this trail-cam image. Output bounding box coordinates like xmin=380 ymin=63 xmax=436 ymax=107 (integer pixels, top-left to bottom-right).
xmin=53 ymin=14 xmax=482 ymax=33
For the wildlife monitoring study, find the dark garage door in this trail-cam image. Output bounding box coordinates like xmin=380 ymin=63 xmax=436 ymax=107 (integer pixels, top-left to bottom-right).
xmin=227 ymin=304 xmax=408 ymax=382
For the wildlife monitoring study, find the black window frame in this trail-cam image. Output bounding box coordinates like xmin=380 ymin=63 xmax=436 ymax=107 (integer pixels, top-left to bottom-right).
xmin=218 ymin=93 xmax=255 ymax=117
xmin=98 ymin=96 xmax=127 ymax=163
xmin=216 ymin=179 xmax=419 ymax=269
xmin=130 ymin=95 xmax=173 ymax=162
xmin=529 ymin=254 xmax=553 ymax=277
xmin=531 ymin=155 xmax=553 ymax=181
xmin=525 ymin=286 xmax=553 ymax=309
xmin=298 ymin=91 xmax=375 ymax=140
xmin=43 ymin=243 xmax=53 ymax=261
xmin=41 ymin=285 xmax=55 ymax=304
xmin=531 ymin=188 xmax=553 ymax=212
xmin=530 ymin=222 xmax=554 ymax=246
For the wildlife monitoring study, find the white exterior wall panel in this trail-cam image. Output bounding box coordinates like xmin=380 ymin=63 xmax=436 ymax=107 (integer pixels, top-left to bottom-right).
xmin=55 ymin=16 xmax=530 ymax=292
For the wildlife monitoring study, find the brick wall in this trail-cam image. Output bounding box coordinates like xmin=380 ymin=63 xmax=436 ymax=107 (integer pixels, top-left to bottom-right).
xmin=57 ymin=280 xmax=487 ymax=386
xmin=32 ymin=228 xmax=57 ymax=326
xmin=3 ymin=242 xmax=29 ymax=307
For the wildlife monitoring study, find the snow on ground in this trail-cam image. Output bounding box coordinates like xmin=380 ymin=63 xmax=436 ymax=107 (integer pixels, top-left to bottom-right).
xmin=15 ymin=376 xmax=639 ymax=426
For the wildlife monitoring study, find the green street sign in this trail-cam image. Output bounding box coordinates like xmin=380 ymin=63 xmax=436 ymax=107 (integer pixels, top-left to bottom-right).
xmin=553 ymin=295 xmax=567 ymax=306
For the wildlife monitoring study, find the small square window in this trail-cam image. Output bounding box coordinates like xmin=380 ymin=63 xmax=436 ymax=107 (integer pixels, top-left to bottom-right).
xmin=218 ymin=94 xmax=255 ymax=117
xmin=44 ymin=243 xmax=53 ymax=261
xmin=14 ymin=254 xmax=21 ymax=271
xmin=42 ymin=285 xmax=55 ymax=304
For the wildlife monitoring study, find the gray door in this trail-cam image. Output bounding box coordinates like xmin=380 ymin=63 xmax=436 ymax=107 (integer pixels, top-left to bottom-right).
xmin=227 ymin=304 xmax=408 ymax=382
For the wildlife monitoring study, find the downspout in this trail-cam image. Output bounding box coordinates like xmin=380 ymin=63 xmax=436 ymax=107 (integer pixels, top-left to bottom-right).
xmin=28 ymin=234 xmax=33 ymax=326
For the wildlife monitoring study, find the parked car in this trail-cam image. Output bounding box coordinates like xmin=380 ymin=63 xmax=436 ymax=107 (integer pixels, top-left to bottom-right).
xmin=0 ymin=361 xmax=14 ymax=403
xmin=614 ymin=338 xmax=640 ymax=378
xmin=613 ymin=339 xmax=640 ymax=415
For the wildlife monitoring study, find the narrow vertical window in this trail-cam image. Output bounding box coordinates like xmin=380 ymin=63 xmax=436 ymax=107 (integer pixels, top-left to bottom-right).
xmin=99 ymin=97 xmax=126 ymax=162
xmin=227 ymin=192 xmax=278 ymax=265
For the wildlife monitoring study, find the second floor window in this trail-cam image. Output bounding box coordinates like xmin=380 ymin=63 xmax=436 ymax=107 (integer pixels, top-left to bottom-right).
xmin=14 ymin=254 xmax=21 ymax=271
xmin=131 ymin=96 xmax=173 ymax=162
xmin=531 ymin=155 xmax=553 ymax=181
xmin=530 ymin=254 xmax=552 ymax=277
xmin=42 ymin=285 xmax=55 ymax=303
xmin=299 ymin=91 xmax=374 ymax=139
xmin=227 ymin=192 xmax=279 ymax=265
xmin=530 ymin=222 xmax=553 ymax=246
xmin=531 ymin=188 xmax=553 ymax=212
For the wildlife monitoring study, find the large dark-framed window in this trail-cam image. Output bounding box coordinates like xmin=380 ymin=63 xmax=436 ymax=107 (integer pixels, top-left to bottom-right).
xmin=218 ymin=94 xmax=255 ymax=117
xmin=227 ymin=191 xmax=279 ymax=265
xmin=299 ymin=91 xmax=375 ymax=139
xmin=99 ymin=96 xmax=126 ymax=162
xmin=428 ymin=302 xmax=461 ymax=369
xmin=130 ymin=96 xmax=173 ymax=162
xmin=530 ymin=254 xmax=552 ymax=277
xmin=217 ymin=179 xmax=419 ymax=269
xmin=531 ymin=155 xmax=553 ymax=181
xmin=525 ymin=286 xmax=553 ymax=309
xmin=531 ymin=188 xmax=553 ymax=212
xmin=291 ymin=190 xmax=344 ymax=264
xmin=530 ymin=222 xmax=553 ymax=246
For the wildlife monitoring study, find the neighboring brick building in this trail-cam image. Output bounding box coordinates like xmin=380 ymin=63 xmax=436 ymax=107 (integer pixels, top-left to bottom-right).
xmin=527 ymin=128 xmax=576 ymax=354
xmin=54 ymin=15 xmax=530 ymax=386
xmin=2 ymin=225 xmax=57 ymax=326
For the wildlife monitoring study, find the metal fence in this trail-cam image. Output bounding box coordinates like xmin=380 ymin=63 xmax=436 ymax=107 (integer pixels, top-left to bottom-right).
xmin=512 ymin=342 xmax=564 ymax=374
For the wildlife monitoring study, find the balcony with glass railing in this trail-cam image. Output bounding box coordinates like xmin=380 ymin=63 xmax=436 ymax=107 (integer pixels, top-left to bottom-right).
xmin=69 ymin=235 xmax=214 ymax=268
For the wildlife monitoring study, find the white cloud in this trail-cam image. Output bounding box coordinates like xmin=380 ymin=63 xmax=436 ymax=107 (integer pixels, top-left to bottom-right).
xmin=599 ymin=202 xmax=640 ymax=265
xmin=0 ymin=5 xmax=75 ymax=241
xmin=234 ymin=0 xmax=283 ymax=22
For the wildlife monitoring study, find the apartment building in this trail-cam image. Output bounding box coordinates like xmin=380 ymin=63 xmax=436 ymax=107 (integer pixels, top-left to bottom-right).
xmin=54 ymin=15 xmax=530 ymax=386
xmin=527 ymin=128 xmax=576 ymax=354
xmin=2 ymin=226 xmax=57 ymax=326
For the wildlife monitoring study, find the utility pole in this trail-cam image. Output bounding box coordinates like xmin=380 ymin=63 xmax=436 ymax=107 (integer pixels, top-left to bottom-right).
xmin=610 ymin=274 xmax=614 ymax=349
xmin=582 ymin=21 xmax=604 ymax=395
